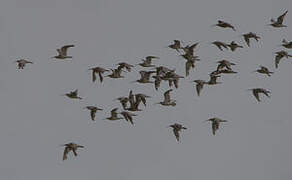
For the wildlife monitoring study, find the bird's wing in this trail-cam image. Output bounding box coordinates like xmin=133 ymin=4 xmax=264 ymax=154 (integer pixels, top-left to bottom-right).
xmin=253 ymin=90 xmax=260 ymax=102
xmin=90 ymin=110 xmax=96 ymax=121
xmin=275 ymin=54 xmax=282 ymax=68
xmin=72 ymin=148 xmax=78 ymax=156
xmin=185 ymin=61 xmax=192 ymax=76
xmin=196 ymin=83 xmax=203 ymax=96
xmin=277 ymin=10 xmax=288 ymax=24
xmin=92 ymin=71 xmax=96 ymax=82
xmin=98 ymin=72 xmax=103 ymax=82
xmin=244 ymin=35 xmax=250 ymax=47
xmin=63 ymin=147 xmax=70 ymax=161
xmin=72 ymin=89 xmax=78 ymax=96
xmin=164 ymin=89 xmax=173 ymax=102
xmin=60 ymin=45 xmax=74 ymax=56
xmin=173 ymin=129 xmax=180 ymax=141
xmin=212 ymin=122 xmax=219 ymax=135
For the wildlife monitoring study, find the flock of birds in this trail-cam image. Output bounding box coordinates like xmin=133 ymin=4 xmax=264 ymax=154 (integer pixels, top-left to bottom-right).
xmin=14 ymin=10 xmax=291 ymax=161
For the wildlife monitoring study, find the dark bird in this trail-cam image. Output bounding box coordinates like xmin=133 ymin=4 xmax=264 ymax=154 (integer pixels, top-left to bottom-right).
xmin=242 ymin=32 xmax=260 ymax=47
xmin=63 ymin=89 xmax=82 ymax=100
xmin=105 ymin=108 xmax=123 ymax=121
xmin=168 ymin=40 xmax=182 ymax=52
xmin=281 ymin=39 xmax=292 ymax=49
xmin=168 ymin=123 xmax=187 ymax=142
xmin=212 ymin=41 xmax=229 ymax=51
xmin=275 ymin=50 xmax=292 ymax=68
xmin=88 ymin=66 xmax=109 ymax=82
xmin=212 ymin=69 xmax=237 ymax=75
xmin=152 ymin=75 xmax=162 ymax=90
xmin=214 ymin=20 xmax=236 ymax=31
xmin=135 ymin=93 xmax=151 ymax=107
xmin=107 ymin=68 xmax=124 ymax=78
xmin=227 ymin=41 xmax=243 ymax=51
xmin=84 ymin=106 xmax=103 ymax=121
xmin=216 ymin=60 xmax=236 ymax=71
xmin=61 ymin=142 xmax=84 ymax=161
xmin=14 ymin=59 xmax=33 ymax=69
xmin=134 ymin=71 xmax=156 ymax=84
xmin=156 ymin=89 xmax=176 ymax=106
xmin=248 ymin=88 xmax=271 ymax=102
xmin=205 ymin=118 xmax=227 ymax=135
xmin=192 ymin=80 xmax=207 ymax=96
xmin=117 ymin=62 xmax=134 ymax=72
xmin=53 ymin=45 xmax=74 ymax=59
xmin=207 ymin=74 xmax=221 ymax=85
xmin=138 ymin=56 xmax=159 ymax=67
xmin=120 ymin=111 xmax=137 ymax=125
xmin=269 ymin=10 xmax=288 ymax=28
xmin=253 ymin=66 xmax=273 ymax=76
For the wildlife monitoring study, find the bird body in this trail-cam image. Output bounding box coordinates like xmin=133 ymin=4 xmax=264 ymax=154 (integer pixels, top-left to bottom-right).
xmin=243 ymin=32 xmax=260 ymax=47
xmin=158 ymin=89 xmax=176 ymax=106
xmin=248 ymin=88 xmax=271 ymax=102
xmin=282 ymin=39 xmax=292 ymax=49
xmin=89 ymin=66 xmax=109 ymax=82
xmin=212 ymin=41 xmax=229 ymax=51
xmin=228 ymin=41 xmax=243 ymax=51
xmin=275 ymin=50 xmax=292 ymax=68
xmin=64 ymin=89 xmax=82 ymax=99
xmin=84 ymin=106 xmax=103 ymax=121
xmin=254 ymin=66 xmax=273 ymax=76
xmin=53 ymin=45 xmax=74 ymax=59
xmin=169 ymin=123 xmax=187 ymax=141
xmin=15 ymin=59 xmax=33 ymax=69
xmin=215 ymin=20 xmax=236 ymax=31
xmin=62 ymin=142 xmax=84 ymax=161
xmin=270 ymin=10 xmax=288 ymax=28
xmin=206 ymin=117 xmax=227 ymax=135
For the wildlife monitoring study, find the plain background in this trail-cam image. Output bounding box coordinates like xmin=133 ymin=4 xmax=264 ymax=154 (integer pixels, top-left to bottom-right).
xmin=0 ymin=0 xmax=291 ymax=179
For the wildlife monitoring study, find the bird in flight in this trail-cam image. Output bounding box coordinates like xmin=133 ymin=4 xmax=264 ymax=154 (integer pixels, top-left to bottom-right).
xmin=205 ymin=117 xmax=228 ymax=135
xmin=52 ymin=45 xmax=75 ymax=59
xmin=14 ymin=59 xmax=33 ymax=69
xmin=269 ymin=10 xmax=288 ymax=28
xmin=168 ymin=123 xmax=187 ymax=142
xmin=61 ymin=142 xmax=84 ymax=161
xmin=84 ymin=106 xmax=103 ymax=121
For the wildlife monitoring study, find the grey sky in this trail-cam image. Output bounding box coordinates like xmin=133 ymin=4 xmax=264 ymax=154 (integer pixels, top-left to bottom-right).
xmin=0 ymin=0 xmax=291 ymax=179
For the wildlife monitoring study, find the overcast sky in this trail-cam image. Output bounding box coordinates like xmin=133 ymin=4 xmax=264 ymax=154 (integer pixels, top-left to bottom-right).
xmin=0 ymin=0 xmax=291 ymax=179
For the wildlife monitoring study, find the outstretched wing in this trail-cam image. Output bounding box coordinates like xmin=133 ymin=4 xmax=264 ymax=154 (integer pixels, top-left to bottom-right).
xmin=243 ymin=35 xmax=250 ymax=47
xmin=92 ymin=71 xmax=96 ymax=82
xmin=63 ymin=147 xmax=70 ymax=161
xmin=277 ymin=10 xmax=288 ymax=24
xmin=60 ymin=45 xmax=74 ymax=56
xmin=90 ymin=110 xmax=96 ymax=121
xmin=173 ymin=129 xmax=180 ymax=141
xmin=252 ymin=90 xmax=260 ymax=102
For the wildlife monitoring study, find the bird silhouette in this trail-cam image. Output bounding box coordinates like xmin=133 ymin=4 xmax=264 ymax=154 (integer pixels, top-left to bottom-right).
xmin=242 ymin=32 xmax=260 ymax=47
xmin=269 ymin=10 xmax=288 ymax=28
xmin=61 ymin=142 xmax=84 ymax=161
xmin=84 ymin=106 xmax=103 ymax=121
xmin=53 ymin=45 xmax=74 ymax=59
xmin=248 ymin=88 xmax=271 ymax=102
xmin=14 ymin=59 xmax=33 ymax=69
xmin=205 ymin=118 xmax=227 ymax=135
xmin=169 ymin=123 xmax=187 ymax=142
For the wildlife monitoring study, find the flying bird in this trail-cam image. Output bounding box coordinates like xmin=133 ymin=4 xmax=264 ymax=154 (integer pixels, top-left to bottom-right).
xmin=168 ymin=123 xmax=187 ymax=142
xmin=216 ymin=60 xmax=236 ymax=71
xmin=212 ymin=41 xmax=229 ymax=51
xmin=156 ymin=89 xmax=176 ymax=106
xmin=105 ymin=108 xmax=123 ymax=121
xmin=53 ymin=45 xmax=74 ymax=59
xmin=84 ymin=106 xmax=103 ymax=121
xmin=253 ymin=66 xmax=273 ymax=76
xmin=138 ymin=56 xmax=159 ymax=67
xmin=192 ymin=80 xmax=207 ymax=96
xmin=281 ymin=39 xmax=292 ymax=49
xmin=61 ymin=142 xmax=84 ymax=161
xmin=168 ymin=40 xmax=182 ymax=52
xmin=63 ymin=89 xmax=82 ymax=100
xmin=214 ymin=20 xmax=236 ymax=31
xmin=269 ymin=10 xmax=288 ymax=28
xmin=117 ymin=62 xmax=134 ymax=72
xmin=88 ymin=66 xmax=109 ymax=82
xmin=205 ymin=117 xmax=227 ymax=135
xmin=14 ymin=59 xmax=33 ymax=69
xmin=275 ymin=50 xmax=292 ymax=68
xmin=242 ymin=32 xmax=260 ymax=47
xmin=248 ymin=88 xmax=271 ymax=102
xmin=227 ymin=41 xmax=243 ymax=51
